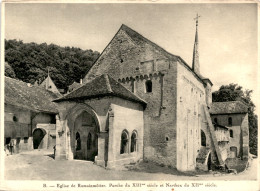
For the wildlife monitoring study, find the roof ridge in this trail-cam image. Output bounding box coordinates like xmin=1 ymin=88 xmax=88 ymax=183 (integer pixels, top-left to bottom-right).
xmin=121 ymin=24 xmax=179 ymax=59
xmin=120 ymin=24 xmax=209 ymax=85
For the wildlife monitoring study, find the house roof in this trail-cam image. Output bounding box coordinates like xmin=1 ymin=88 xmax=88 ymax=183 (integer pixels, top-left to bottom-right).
xmin=39 ymin=74 xmax=61 ymax=95
xmin=210 ymin=101 xmax=248 ymax=114
xmin=5 ymin=77 xmax=60 ymax=114
xmin=68 ymin=81 xmax=82 ymax=92
xmin=54 ymin=74 xmax=146 ymax=105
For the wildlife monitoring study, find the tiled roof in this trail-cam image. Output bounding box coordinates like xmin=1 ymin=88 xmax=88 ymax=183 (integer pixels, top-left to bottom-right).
xmin=5 ymin=77 xmax=60 ymax=113
xmin=54 ymin=74 xmax=146 ymax=105
xmin=210 ymin=101 xmax=248 ymax=114
xmin=68 ymin=82 xmax=82 ymax=92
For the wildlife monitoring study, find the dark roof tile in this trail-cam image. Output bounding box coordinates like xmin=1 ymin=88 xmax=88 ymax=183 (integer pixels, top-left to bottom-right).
xmin=210 ymin=101 xmax=248 ymax=114
xmin=5 ymin=77 xmax=59 ymax=113
xmin=55 ymin=74 xmax=146 ymax=105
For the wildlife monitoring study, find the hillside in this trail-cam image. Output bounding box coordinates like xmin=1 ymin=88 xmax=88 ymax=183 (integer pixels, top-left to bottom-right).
xmin=5 ymin=39 xmax=100 ymax=90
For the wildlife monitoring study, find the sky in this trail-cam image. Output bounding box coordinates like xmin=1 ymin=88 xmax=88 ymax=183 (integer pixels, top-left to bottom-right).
xmin=4 ymin=3 xmax=258 ymax=108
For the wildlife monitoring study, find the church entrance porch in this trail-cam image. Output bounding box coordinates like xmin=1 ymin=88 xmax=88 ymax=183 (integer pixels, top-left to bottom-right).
xmin=73 ymin=111 xmax=98 ymax=161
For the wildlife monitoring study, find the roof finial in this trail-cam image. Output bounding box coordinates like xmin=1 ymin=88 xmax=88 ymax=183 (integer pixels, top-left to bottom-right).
xmin=194 ymin=13 xmax=200 ymax=27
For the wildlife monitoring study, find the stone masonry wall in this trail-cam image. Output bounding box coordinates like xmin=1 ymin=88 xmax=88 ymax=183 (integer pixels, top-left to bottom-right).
xmin=211 ymin=113 xmax=246 ymax=158
xmin=84 ymin=28 xmax=179 ymax=168
xmin=176 ymin=61 xmax=207 ymax=171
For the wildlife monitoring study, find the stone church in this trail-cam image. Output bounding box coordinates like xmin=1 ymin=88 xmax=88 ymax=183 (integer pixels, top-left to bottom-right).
xmin=52 ymin=20 xmax=249 ymax=172
xmin=4 ymin=20 xmax=249 ymax=172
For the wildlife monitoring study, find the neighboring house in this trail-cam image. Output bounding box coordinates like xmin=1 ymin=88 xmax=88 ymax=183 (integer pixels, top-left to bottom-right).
xmin=210 ymin=101 xmax=249 ymax=159
xmin=4 ymin=76 xmax=59 ymax=154
xmin=39 ymin=73 xmax=61 ymax=95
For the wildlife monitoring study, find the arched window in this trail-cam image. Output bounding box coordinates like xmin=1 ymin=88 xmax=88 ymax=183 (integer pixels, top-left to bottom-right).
xmin=130 ymin=131 xmax=137 ymax=152
xmin=145 ymin=80 xmax=152 ymax=93
xmin=120 ymin=130 xmax=129 ymax=154
xmin=76 ymin=132 xmax=81 ymax=151
xmin=214 ymin=118 xmax=218 ymax=123
xmin=230 ymin=130 xmax=233 ymax=138
xmin=228 ymin=117 xmax=232 ymax=126
xmin=87 ymin=133 xmax=92 ymax=150
xmin=201 ymin=130 xmax=206 ymax=146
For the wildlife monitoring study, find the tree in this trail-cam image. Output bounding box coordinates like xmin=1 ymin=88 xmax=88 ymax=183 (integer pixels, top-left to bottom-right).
xmin=212 ymin=83 xmax=258 ymax=156
xmin=5 ymin=39 xmax=100 ymax=89
xmin=5 ymin=62 xmax=16 ymax=78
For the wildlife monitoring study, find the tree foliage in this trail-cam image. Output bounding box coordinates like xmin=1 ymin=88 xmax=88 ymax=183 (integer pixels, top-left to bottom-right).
xmin=5 ymin=62 xmax=16 ymax=78
xmin=212 ymin=83 xmax=258 ymax=156
xmin=5 ymin=39 xmax=100 ymax=89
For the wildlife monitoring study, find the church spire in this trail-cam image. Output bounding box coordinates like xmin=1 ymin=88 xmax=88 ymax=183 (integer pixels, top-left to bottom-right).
xmin=192 ymin=13 xmax=200 ymax=75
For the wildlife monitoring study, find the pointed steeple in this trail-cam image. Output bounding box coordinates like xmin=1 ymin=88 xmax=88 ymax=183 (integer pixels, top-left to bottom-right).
xmin=192 ymin=13 xmax=200 ymax=75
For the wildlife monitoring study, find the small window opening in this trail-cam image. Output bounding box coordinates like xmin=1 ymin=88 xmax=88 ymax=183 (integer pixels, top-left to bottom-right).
xmin=228 ymin=117 xmax=232 ymax=126
xmin=201 ymin=130 xmax=206 ymax=146
xmin=76 ymin=132 xmax=81 ymax=151
xmin=120 ymin=58 xmax=123 ymax=63
xmin=13 ymin=116 xmax=18 ymax=122
xmin=120 ymin=130 xmax=129 ymax=154
xmin=145 ymin=80 xmax=152 ymax=93
xmin=5 ymin=137 xmax=11 ymax=145
xmin=230 ymin=130 xmax=233 ymax=138
xmin=24 ymin=137 xmax=28 ymax=143
xmin=165 ymin=136 xmax=169 ymax=141
xmin=130 ymin=131 xmax=137 ymax=152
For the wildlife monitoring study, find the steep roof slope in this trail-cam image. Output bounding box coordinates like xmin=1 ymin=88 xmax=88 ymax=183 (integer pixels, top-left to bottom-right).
xmin=5 ymin=77 xmax=59 ymax=113
xmin=54 ymin=74 xmax=146 ymax=105
xmin=210 ymin=101 xmax=248 ymax=114
xmin=85 ymin=24 xmax=209 ymax=84
xmin=68 ymin=82 xmax=82 ymax=92
xmin=39 ymin=74 xmax=61 ymax=95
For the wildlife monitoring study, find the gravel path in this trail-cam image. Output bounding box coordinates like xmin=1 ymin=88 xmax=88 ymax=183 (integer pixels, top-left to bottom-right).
xmin=4 ymin=149 xmax=258 ymax=181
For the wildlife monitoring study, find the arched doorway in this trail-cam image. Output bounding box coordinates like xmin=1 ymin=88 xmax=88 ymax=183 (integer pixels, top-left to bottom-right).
xmin=33 ymin=128 xmax=46 ymax=149
xmin=73 ymin=111 xmax=98 ymax=161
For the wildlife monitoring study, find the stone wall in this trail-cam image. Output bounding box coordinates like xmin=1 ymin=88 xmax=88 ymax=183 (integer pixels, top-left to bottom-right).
xmin=176 ymin=61 xmax=206 ymax=171
xmin=211 ymin=113 xmax=247 ymax=158
xmin=4 ymin=104 xmax=56 ymax=153
xmin=107 ymin=100 xmax=144 ymax=168
xmin=83 ymin=27 xmax=180 ymax=168
xmin=55 ymin=97 xmax=144 ymax=169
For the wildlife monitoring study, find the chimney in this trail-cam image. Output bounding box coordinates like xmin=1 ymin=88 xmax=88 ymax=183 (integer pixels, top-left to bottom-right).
xmin=80 ymin=79 xmax=83 ymax=84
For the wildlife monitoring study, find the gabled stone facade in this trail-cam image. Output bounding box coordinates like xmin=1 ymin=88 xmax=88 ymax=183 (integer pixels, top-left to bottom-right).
xmin=50 ymin=24 xmax=249 ymax=172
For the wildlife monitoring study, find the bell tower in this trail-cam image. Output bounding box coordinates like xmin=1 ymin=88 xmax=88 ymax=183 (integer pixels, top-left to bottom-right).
xmin=192 ymin=13 xmax=200 ymax=75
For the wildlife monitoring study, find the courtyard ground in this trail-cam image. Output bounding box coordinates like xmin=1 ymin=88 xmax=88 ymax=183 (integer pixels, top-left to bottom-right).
xmin=4 ymin=149 xmax=258 ymax=181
